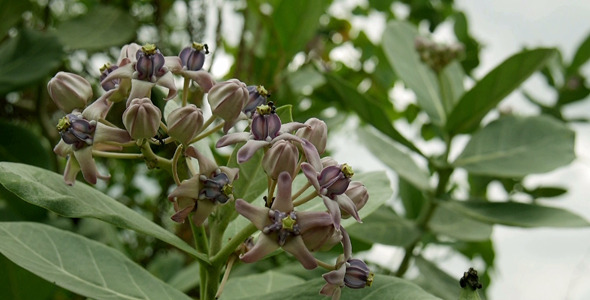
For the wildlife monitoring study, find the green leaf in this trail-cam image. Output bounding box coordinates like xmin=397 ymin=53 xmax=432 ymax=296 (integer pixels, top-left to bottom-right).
xmin=347 ymin=206 xmax=420 ymax=247
xmin=0 ymin=1 xmax=31 ymax=39
xmin=414 ymin=256 xmax=460 ymax=300
xmin=446 ymin=48 xmax=556 ymax=134
xmin=220 ymin=271 xmax=305 ymax=300
xmin=398 ymin=177 xmax=426 ymax=220
xmin=453 ymin=115 xmax=575 ymax=177
xmin=430 ymin=204 xmax=493 ymax=241
xmin=53 ymin=5 xmax=137 ymax=51
xmin=238 ymin=275 xmax=441 ymax=300
xmin=438 ymin=61 xmax=465 ymax=112
xmin=0 ymin=29 xmax=63 ymax=94
xmin=358 ymin=127 xmax=431 ymax=191
xmin=0 ymin=120 xmax=51 ymax=169
xmin=525 ymin=186 xmax=567 ymax=199
xmin=324 ymin=73 xmax=421 ymax=154
xmin=459 ymin=288 xmax=482 ymax=300
xmin=444 ymin=200 xmax=590 ymax=228
xmin=0 ymin=254 xmax=58 ymax=300
xmin=0 ymin=222 xmax=191 ymax=300
xmin=228 ymin=146 xmax=266 ymax=202
xmin=0 ymin=162 xmax=208 ymax=263
xmin=382 ymin=21 xmax=445 ymax=125
xmin=167 ymin=262 xmax=200 ymax=293
xmin=568 ymin=32 xmax=590 ymax=73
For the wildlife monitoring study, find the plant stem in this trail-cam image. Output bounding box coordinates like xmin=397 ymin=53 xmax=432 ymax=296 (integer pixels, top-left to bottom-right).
xmin=316 ymin=259 xmax=336 ymax=271
xmin=292 ymin=182 xmax=311 ymax=201
xmin=216 ymin=255 xmax=237 ymax=299
xmin=211 ymin=223 xmax=257 ymax=266
xmin=293 ymin=191 xmax=318 ymax=207
xmin=139 ymin=140 xmax=172 ymax=172
xmin=189 ymin=121 xmax=225 ymax=144
xmin=171 ymin=144 xmax=183 ymax=186
xmin=198 ymin=115 xmax=217 ymax=135
xmin=182 ymin=77 xmax=190 ymax=107
xmin=92 ymin=151 xmax=144 ymax=160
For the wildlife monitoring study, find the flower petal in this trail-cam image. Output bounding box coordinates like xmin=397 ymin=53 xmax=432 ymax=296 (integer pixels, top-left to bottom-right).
xmin=168 ymin=176 xmax=201 ymax=201
xmin=183 ymin=70 xmax=216 ymax=92
xmin=340 ymin=226 xmax=352 ymax=260
xmin=282 ymin=235 xmax=317 ymax=270
xmin=296 ymin=211 xmax=333 ymax=232
xmin=101 ymin=63 xmax=134 ymax=84
xmin=335 ymin=194 xmax=361 ymax=223
xmin=171 ymin=204 xmax=194 ymax=223
xmin=164 ymin=56 xmax=182 ymax=73
xmin=192 ymin=199 xmax=216 ymax=226
xmin=279 ymin=122 xmax=307 ymax=134
xmin=72 ymin=147 xmax=99 ymax=184
xmin=82 ymin=95 xmax=113 ymax=120
xmin=127 ymin=79 xmax=156 ymax=106
xmin=271 ymin=172 xmax=293 ymax=212
xmin=235 ymin=199 xmax=269 ymax=230
xmin=323 ymin=264 xmax=346 ymax=285
xmin=237 ymin=140 xmax=269 ymax=163
xmin=240 ymin=234 xmax=279 ymax=263
xmin=301 ymin=163 xmax=320 ymax=191
xmin=156 ymin=71 xmax=178 ymax=100
xmin=94 ymin=123 xmax=132 ymax=144
xmin=219 ymin=166 xmax=239 ymax=182
xmin=54 ymin=140 xmax=71 ymax=157
xmin=185 ymin=146 xmax=219 ymax=176
xmin=323 ymin=196 xmax=341 ymax=229
xmin=63 ymin=156 xmax=80 ymax=186
xmin=216 ymin=132 xmax=250 ymax=148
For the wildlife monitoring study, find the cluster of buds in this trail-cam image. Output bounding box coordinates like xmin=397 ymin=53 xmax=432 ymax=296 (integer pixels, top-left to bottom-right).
xmin=415 ymin=36 xmax=464 ymax=73
xmin=48 ymin=41 xmax=373 ymax=299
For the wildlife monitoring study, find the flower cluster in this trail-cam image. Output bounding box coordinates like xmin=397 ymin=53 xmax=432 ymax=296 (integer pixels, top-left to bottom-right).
xmin=48 ymin=41 xmax=373 ymax=299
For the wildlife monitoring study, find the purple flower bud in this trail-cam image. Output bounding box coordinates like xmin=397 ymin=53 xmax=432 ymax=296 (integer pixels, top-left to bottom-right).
xmin=296 ymin=118 xmax=327 ymax=154
xmin=122 ymin=98 xmax=162 ymax=139
xmin=48 ymin=72 xmax=92 ymax=112
xmin=251 ymin=103 xmax=282 ymax=140
xmin=344 ymin=259 xmax=374 ymax=289
xmin=167 ymin=104 xmax=204 ymax=145
xmin=262 ymin=140 xmax=299 ymax=180
xmin=243 ymin=85 xmax=270 ymax=116
xmin=207 ymin=79 xmax=248 ymax=132
xmin=179 ymin=42 xmax=208 ymax=71
xmin=318 ymin=164 xmax=353 ymax=198
xmin=57 ymin=113 xmax=96 ymax=150
xmin=99 ymin=63 xmax=120 ymax=91
xmin=135 ymin=44 xmax=167 ymax=82
xmin=342 ymin=181 xmax=368 ymax=219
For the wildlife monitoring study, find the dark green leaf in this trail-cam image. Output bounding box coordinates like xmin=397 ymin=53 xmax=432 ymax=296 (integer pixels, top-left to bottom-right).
xmin=0 ymin=29 xmax=63 ymax=94
xmin=446 ymin=48 xmax=556 ymax=134
xmin=167 ymin=262 xmax=200 ymax=293
xmin=220 ymin=271 xmax=305 ymax=300
xmin=0 ymin=254 xmax=58 ymax=300
xmin=525 ymin=186 xmax=567 ymax=199
xmin=453 ymin=12 xmax=480 ymax=74
xmin=0 ymin=120 xmax=51 ymax=169
xmin=0 ymin=222 xmax=191 ymax=300
xmin=414 ymin=256 xmax=460 ymax=300
xmin=444 ymin=200 xmax=590 ymax=228
xmin=347 ymin=206 xmax=420 ymax=247
xmin=399 ymin=177 xmax=426 ymax=220
xmin=568 ymin=32 xmax=590 ymax=73
xmin=0 ymin=1 xmax=31 ymax=39
xmin=453 ymin=115 xmax=575 ymax=177
xmin=382 ymin=21 xmax=446 ymax=124
xmin=53 ymin=5 xmax=137 ymax=51
xmin=0 ymin=162 xmax=208 ymax=262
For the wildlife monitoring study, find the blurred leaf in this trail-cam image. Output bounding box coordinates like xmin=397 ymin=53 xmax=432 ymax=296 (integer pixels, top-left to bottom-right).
xmin=0 ymin=254 xmax=57 ymax=300
xmin=557 ymin=74 xmax=590 ymax=105
xmin=358 ymin=127 xmax=431 ymax=191
xmin=147 ymin=250 xmax=185 ymax=282
xmin=446 ymin=48 xmax=556 ymax=134
xmin=347 ymin=206 xmax=420 ymax=247
xmin=220 ymin=271 xmax=305 ymax=300
xmin=76 ymin=218 xmax=126 ymax=255
xmin=430 ymin=204 xmax=493 ymax=241
xmin=0 ymin=121 xmax=51 ymax=169
xmin=383 ymin=21 xmax=446 ymax=124
xmin=460 ymin=287 xmax=482 ymax=300
xmin=54 ymin=5 xmax=137 ymax=51
xmin=453 ymin=12 xmax=480 ymax=74
xmin=0 ymin=1 xmax=31 ymax=39
xmin=568 ymin=32 xmax=590 ymax=73
xmin=0 ymin=222 xmax=191 ymax=300
xmin=444 ymin=200 xmax=590 ymax=228
xmin=238 ymin=274 xmax=441 ymax=300
xmin=399 ymin=177 xmax=426 ymax=220
xmin=0 ymin=29 xmax=63 ymax=94
xmin=0 ymin=162 xmax=208 ymax=262
xmin=453 ymin=115 xmax=575 ymax=177
xmin=324 ymin=73 xmax=420 ymax=153
xmin=414 ymin=256 xmax=460 ymax=300
xmin=167 ymin=261 xmax=200 ymax=293
xmin=525 ymin=186 xmax=567 ymax=199
xmin=439 ymin=61 xmax=465 ymax=112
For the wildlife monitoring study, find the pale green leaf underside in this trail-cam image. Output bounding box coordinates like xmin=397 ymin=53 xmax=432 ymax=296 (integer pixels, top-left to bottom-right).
xmin=220 ymin=271 xmax=305 ymax=300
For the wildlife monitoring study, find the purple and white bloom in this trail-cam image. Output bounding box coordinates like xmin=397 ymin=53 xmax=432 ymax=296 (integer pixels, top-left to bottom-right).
xmin=122 ymin=98 xmax=162 ymax=140
xmin=174 ymin=42 xmax=216 ymax=92
xmin=216 ymin=103 xmax=321 ymax=169
xmin=243 ymin=85 xmax=270 ymax=117
xmin=207 ymin=79 xmax=249 ymax=133
xmin=47 ymin=72 xmax=92 ymax=112
xmin=301 ymin=159 xmax=360 ymax=229
xmin=235 ymin=172 xmax=333 ymax=269
xmin=101 ymin=43 xmax=181 ymax=106
xmin=167 ymin=146 xmax=239 ymax=225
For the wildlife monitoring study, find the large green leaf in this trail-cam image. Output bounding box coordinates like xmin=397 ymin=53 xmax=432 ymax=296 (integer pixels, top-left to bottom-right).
xmin=358 ymin=127 xmax=431 ymax=191
xmin=453 ymin=115 xmax=575 ymax=177
xmin=0 ymin=162 xmax=208 ymax=263
xmin=167 ymin=262 xmax=199 ymax=293
xmin=0 ymin=222 xmax=191 ymax=300
xmin=347 ymin=206 xmax=420 ymax=247
xmin=0 ymin=29 xmax=63 ymax=94
xmin=382 ymin=21 xmax=446 ymax=125
xmin=444 ymin=201 xmax=590 ymax=228
xmin=0 ymin=1 xmax=31 ymax=39
xmin=220 ymin=271 xmax=305 ymax=300
xmin=430 ymin=204 xmax=493 ymax=241
xmin=54 ymin=5 xmax=137 ymax=51
xmin=238 ymin=275 xmax=441 ymax=300
xmin=0 ymin=254 xmax=58 ymax=300
xmin=414 ymin=256 xmax=460 ymax=300
xmin=0 ymin=121 xmax=51 ymax=169
xmin=446 ymin=48 xmax=556 ymax=134
xmin=439 ymin=61 xmax=465 ymax=111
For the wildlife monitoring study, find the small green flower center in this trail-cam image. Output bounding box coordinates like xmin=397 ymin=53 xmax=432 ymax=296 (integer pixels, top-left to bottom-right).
xmin=256 ymin=104 xmax=272 ymax=115
xmin=222 ymin=183 xmax=233 ymax=197
xmin=366 ymin=272 xmax=374 ymax=287
xmin=100 ymin=63 xmax=111 ymax=73
xmin=281 ymin=214 xmax=297 ymax=231
xmin=256 ymin=85 xmax=269 ymax=97
xmin=191 ymin=42 xmax=209 ymax=54
xmin=341 ymin=163 xmax=354 ymax=178
xmin=56 ymin=116 xmax=70 ymax=132
xmin=142 ymin=43 xmax=157 ymax=55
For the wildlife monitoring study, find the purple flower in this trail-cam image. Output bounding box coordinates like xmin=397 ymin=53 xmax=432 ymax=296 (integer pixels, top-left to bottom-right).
xmin=235 ymin=172 xmax=333 ymax=269
xmin=243 ymin=85 xmax=270 ymax=117
xmin=167 ymin=146 xmax=239 ymax=225
xmin=301 ymin=159 xmax=360 ymax=228
xmin=174 ymin=43 xmax=216 ymax=92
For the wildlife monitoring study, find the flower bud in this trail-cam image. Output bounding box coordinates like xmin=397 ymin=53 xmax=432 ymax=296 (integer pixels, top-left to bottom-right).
xmin=318 ymin=164 xmax=353 ymax=198
xmin=344 ymin=259 xmax=374 ymax=289
xmin=262 ymin=140 xmax=298 ymax=180
xmin=207 ymin=79 xmax=248 ymax=131
xmin=135 ymin=43 xmax=166 ymax=82
xmin=167 ymin=104 xmax=204 ymax=145
xmin=296 ymin=118 xmax=327 ymax=154
xmin=57 ymin=113 xmax=96 ymax=150
xmin=342 ymin=181 xmax=368 ymax=219
xmin=243 ymin=85 xmax=270 ymax=116
xmin=48 ymin=72 xmax=92 ymax=112
xmin=122 ymin=98 xmax=162 ymax=139
xmin=179 ymin=42 xmax=208 ymax=71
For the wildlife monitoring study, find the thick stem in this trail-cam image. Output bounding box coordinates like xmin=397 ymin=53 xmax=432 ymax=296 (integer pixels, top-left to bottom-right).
xmin=182 ymin=77 xmax=190 ymax=107
xmin=211 ymin=223 xmax=257 ymax=266
xmin=92 ymin=151 xmax=143 ymax=160
xmin=139 ymin=140 xmax=172 ymax=172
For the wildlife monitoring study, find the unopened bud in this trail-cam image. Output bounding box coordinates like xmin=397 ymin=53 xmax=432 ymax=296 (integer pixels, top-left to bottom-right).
xmin=344 ymin=259 xmax=374 ymax=289
xmin=296 ymin=118 xmax=327 ymax=154
xmin=48 ymin=72 xmax=92 ymax=112
xmin=262 ymin=140 xmax=299 ymax=180
xmin=342 ymin=182 xmax=368 ymax=219
xmin=167 ymin=104 xmax=204 ymax=145
xmin=207 ymin=79 xmax=248 ymax=131
xmin=122 ymin=98 xmax=162 ymax=139
xmin=318 ymin=165 xmax=351 ymax=197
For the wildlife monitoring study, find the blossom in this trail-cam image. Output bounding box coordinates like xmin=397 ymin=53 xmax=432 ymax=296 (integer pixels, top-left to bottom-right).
xmin=243 ymin=85 xmax=270 ymax=117
xmin=174 ymin=42 xmax=216 ymax=92
xmin=167 ymin=146 xmax=239 ymax=225
xmin=235 ymin=172 xmax=333 ymax=269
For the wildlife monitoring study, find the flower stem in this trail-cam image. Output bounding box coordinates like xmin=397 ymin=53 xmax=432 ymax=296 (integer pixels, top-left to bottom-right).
xmin=182 ymin=77 xmax=190 ymax=107
xmin=92 ymin=151 xmax=143 ymax=160
xmin=292 ymin=182 xmax=311 ymax=201
xmin=316 ymin=259 xmax=336 ymax=271
xmin=197 ymin=115 xmax=217 ymax=135
xmin=189 ymin=121 xmax=225 ymax=144
xmin=139 ymin=139 xmax=172 ymax=172
xmin=171 ymin=144 xmax=183 ymax=186
xmin=211 ymin=223 xmax=257 ymax=266
xmin=293 ymin=191 xmax=317 ymax=207
xmin=267 ymin=177 xmax=276 ymax=207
